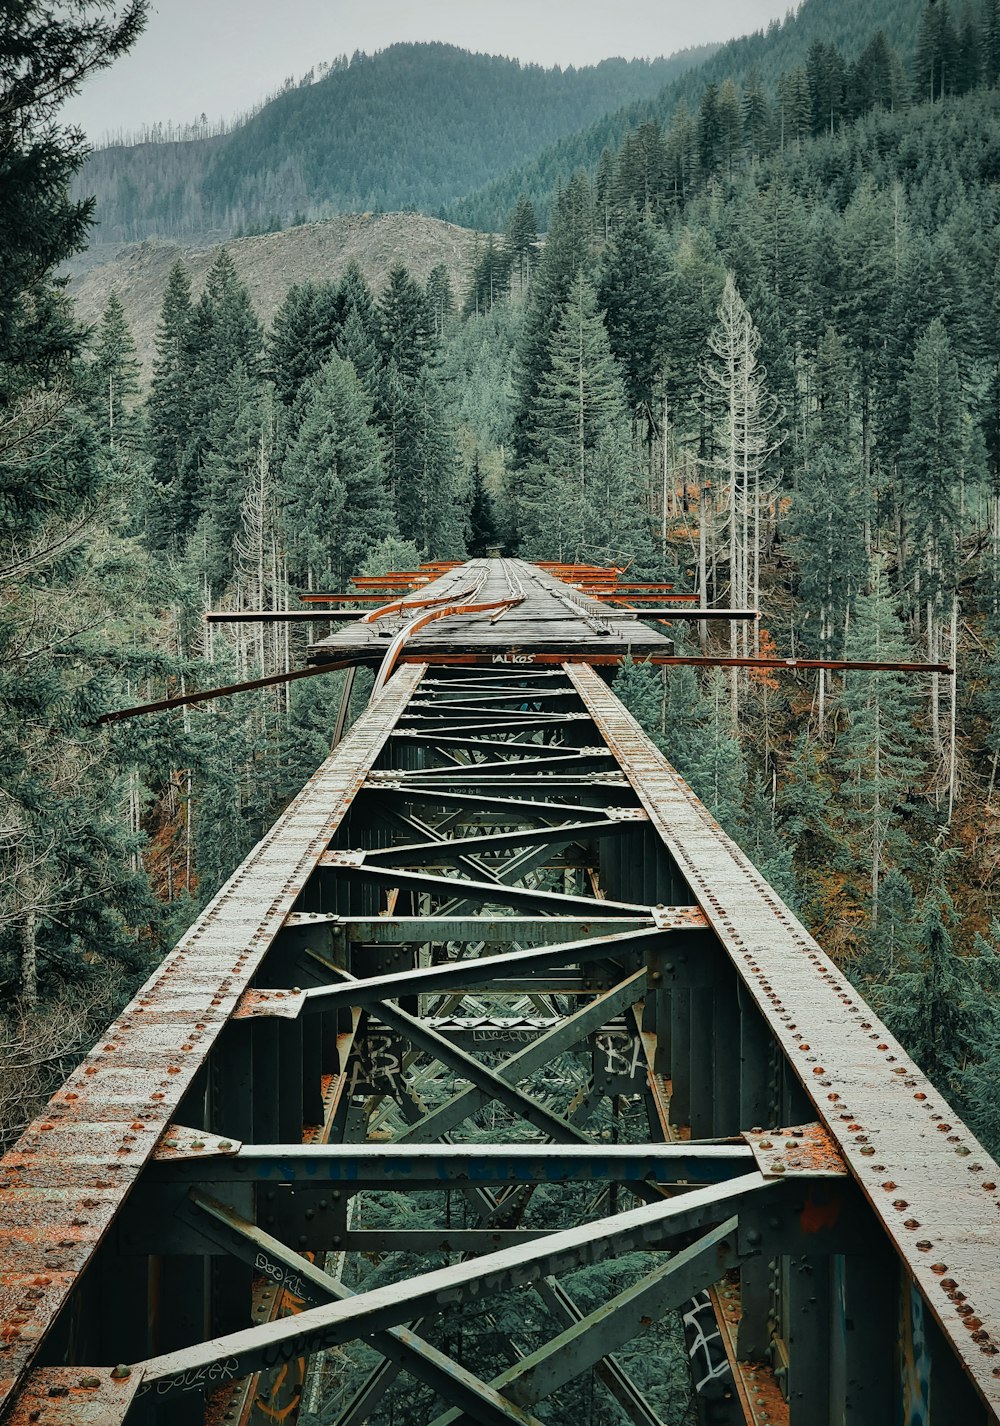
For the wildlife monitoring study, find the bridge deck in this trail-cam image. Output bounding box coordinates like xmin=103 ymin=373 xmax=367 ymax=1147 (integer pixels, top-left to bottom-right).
xmin=306 ymin=557 xmax=675 ymax=663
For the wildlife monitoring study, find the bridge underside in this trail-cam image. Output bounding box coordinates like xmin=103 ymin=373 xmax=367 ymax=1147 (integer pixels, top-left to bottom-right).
xmin=0 ymin=562 xmax=997 ymax=1426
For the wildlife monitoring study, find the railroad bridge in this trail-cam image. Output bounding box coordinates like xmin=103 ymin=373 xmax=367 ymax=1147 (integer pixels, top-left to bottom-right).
xmin=0 ymin=559 xmax=995 ymax=1426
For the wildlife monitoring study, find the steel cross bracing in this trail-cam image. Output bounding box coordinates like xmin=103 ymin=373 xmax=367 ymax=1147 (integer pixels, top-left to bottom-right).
xmin=0 ymin=575 xmax=992 ymax=1426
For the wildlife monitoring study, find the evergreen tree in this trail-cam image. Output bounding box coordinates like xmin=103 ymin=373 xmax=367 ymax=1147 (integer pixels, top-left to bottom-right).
xmin=0 ymin=0 xmax=158 ymax=1008
xmin=464 ymin=235 xmax=510 ymax=316
xmin=86 ymin=292 xmax=141 ymax=457
xmin=807 ymin=41 xmax=847 ymax=135
xmin=504 ymin=196 xmax=538 ymax=294
xmin=267 ymin=280 xmax=340 ymax=407
xmin=196 ymin=363 xmax=265 ymax=591
xmin=379 ymin=264 xmax=436 ymax=382
xmin=597 ymin=207 xmax=669 ymax=418
xmin=985 ymin=0 xmax=1000 ymax=86
xmin=914 ymin=0 xmax=960 ymax=101
xmin=0 ymin=0 xmax=147 ymax=391
xmin=282 ymin=355 xmax=394 ymax=586
xmin=467 ymin=455 xmax=499 ymax=556
xmin=426 ymin=264 xmax=456 ymax=338
xmin=511 ymin=171 xmax=595 ymax=472
xmin=697 ymin=83 xmax=721 ymax=175
xmin=956 ymin=1 xmax=981 ymax=94
xmin=742 ymin=74 xmax=771 ymax=162
xmin=835 ymin=561 xmax=924 ymax=923
xmin=520 ymin=272 xmax=629 ymax=556
xmin=400 ymin=368 xmax=465 ymax=557
xmin=716 ymin=79 xmax=744 ymax=174
xmin=685 ymin=670 xmax=748 ymax=837
xmin=145 ymin=262 xmax=198 ymax=547
xmin=898 ymin=318 xmax=962 ymax=600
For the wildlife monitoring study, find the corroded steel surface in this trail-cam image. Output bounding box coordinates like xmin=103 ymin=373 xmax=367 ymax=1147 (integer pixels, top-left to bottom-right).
xmin=0 ymin=665 xmax=425 ymax=1414
xmin=2 ymin=1368 xmax=143 ymax=1424
xmin=744 ymin=1124 xmax=848 ymax=1180
xmin=568 ymin=661 xmax=1000 ymax=1414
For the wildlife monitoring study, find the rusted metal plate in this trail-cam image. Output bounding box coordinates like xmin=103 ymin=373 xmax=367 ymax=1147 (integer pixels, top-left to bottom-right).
xmin=2 ymin=1368 xmax=143 ymax=1425
xmin=152 ymin=1126 xmax=242 ymax=1161
xmin=652 ymin=906 xmax=710 ymax=932
xmin=568 ymin=662 xmax=1000 ymax=1413
xmin=232 ymin=989 xmax=307 ymax=1021
xmin=744 ymin=1125 xmax=848 ymax=1179
xmin=0 ymin=664 xmax=426 ymax=1414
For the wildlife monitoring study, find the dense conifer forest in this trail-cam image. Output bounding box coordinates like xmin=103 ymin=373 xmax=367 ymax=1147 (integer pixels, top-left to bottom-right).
xmin=8 ymin=6 xmax=1000 ymax=1413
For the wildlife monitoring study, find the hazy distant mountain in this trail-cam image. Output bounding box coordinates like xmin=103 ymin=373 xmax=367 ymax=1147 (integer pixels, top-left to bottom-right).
xmin=78 ymin=43 xmax=716 ymax=244
xmin=448 ymin=0 xmax=929 ymax=229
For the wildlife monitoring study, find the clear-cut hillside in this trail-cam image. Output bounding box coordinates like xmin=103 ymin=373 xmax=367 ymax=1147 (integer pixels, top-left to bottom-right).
xmin=67 ymin=213 xmax=480 ymax=379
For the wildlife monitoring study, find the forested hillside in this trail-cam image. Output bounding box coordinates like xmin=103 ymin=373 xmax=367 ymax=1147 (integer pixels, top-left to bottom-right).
xmin=77 ymin=44 xmax=714 ymax=243
xmin=450 ymin=0 xmax=929 ymax=227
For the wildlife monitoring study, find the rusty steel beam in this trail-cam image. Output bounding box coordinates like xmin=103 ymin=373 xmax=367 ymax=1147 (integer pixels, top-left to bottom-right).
xmin=0 ymin=664 xmax=427 ymax=1415
xmin=393 ymin=652 xmax=955 ymax=674
xmin=206 ymin=610 xmax=377 ymax=623
xmin=96 ymin=658 xmax=362 ymax=724
xmin=566 ymin=661 xmax=1000 ymax=1419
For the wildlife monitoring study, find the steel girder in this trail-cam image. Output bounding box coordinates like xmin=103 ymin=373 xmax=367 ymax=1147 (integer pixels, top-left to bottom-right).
xmin=2 ymin=584 xmax=999 ymax=1426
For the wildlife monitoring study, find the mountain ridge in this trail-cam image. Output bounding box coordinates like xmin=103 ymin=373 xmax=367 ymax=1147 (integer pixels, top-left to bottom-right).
xmin=448 ymin=0 xmax=929 ymax=228
xmin=78 ymin=42 xmax=715 ymax=244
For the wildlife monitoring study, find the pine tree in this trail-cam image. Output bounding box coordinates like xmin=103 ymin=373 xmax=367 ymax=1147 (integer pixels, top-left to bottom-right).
xmin=716 ymin=79 xmax=744 ymax=175
xmin=282 ymin=355 xmax=394 ymax=587
xmin=145 ymin=261 xmax=198 ymax=547
xmin=520 ymin=272 xmax=630 ymax=557
xmin=380 ymin=264 xmax=436 ymax=382
xmin=0 ymin=0 xmax=161 ymax=1008
xmin=835 ymin=561 xmax=925 ymax=924
xmin=742 ymin=74 xmax=771 ymax=163
xmin=701 ymin=273 xmax=782 ymax=699
xmin=511 ymin=171 xmax=595 ymax=473
xmin=0 ymin=1 xmax=147 ymax=391
xmin=183 ymin=250 xmax=263 ymax=546
xmin=806 ymin=41 xmax=846 ymax=135
xmin=597 ymin=207 xmax=669 ymax=418
xmin=956 ymin=2 xmax=981 ymax=94
xmin=914 ymin=0 xmax=960 ymax=101
xmin=197 ymin=363 xmax=264 ymax=591
xmin=503 ymin=197 xmax=538 ymax=295
xmin=685 ymin=670 xmax=748 ymax=837
xmin=426 ymin=264 xmax=456 ymax=338
xmin=985 ymin=0 xmax=1000 ymax=87
xmin=401 ymin=369 xmax=465 ymax=557
xmin=468 ymin=455 xmax=499 ymax=556
xmin=464 ymin=235 xmax=511 ymax=316
xmin=267 ymin=280 xmax=340 ymax=407
xmin=697 ymin=83 xmax=721 ymax=175
xmin=87 ymin=292 xmax=141 ymax=457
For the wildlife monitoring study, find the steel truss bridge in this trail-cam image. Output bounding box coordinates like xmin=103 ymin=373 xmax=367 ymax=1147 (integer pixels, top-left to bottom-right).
xmin=0 ymin=559 xmax=995 ymax=1426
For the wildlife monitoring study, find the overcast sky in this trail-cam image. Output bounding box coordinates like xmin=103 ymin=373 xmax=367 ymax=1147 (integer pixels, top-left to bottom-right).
xmin=62 ymin=0 xmax=793 ymax=139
